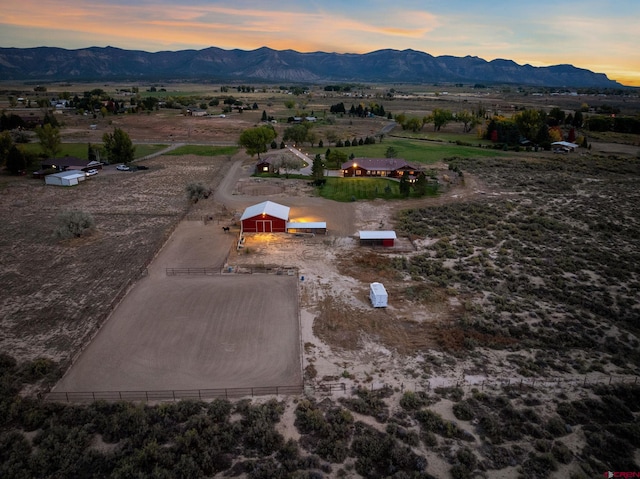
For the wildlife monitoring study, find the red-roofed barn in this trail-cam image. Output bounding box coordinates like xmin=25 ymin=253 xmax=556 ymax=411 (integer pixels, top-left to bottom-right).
xmin=240 ymin=201 xmax=290 ymax=233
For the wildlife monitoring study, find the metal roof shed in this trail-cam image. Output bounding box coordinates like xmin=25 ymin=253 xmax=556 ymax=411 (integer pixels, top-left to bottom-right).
xmin=359 ymin=230 xmax=397 ymax=247
xmin=286 ymin=222 xmax=327 ymax=234
xmin=44 ymin=171 xmax=87 ymax=187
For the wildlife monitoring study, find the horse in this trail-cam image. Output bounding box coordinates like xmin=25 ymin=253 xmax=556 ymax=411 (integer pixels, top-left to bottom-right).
xmin=222 ymin=226 xmax=230 ymax=233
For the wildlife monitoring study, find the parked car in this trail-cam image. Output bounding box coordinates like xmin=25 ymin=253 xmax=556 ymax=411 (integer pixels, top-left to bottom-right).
xmin=136 ymin=165 xmax=149 ymax=170
xmin=85 ymin=169 xmax=98 ymax=176
xmin=116 ymin=164 xmax=130 ymax=171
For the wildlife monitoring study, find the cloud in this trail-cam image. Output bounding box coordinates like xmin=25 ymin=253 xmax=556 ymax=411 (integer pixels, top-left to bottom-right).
xmin=0 ymin=0 xmax=637 ymax=85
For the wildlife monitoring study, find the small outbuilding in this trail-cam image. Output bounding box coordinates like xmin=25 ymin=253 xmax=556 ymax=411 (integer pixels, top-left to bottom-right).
xmin=551 ymin=141 xmax=579 ymax=152
xmin=286 ymin=222 xmax=327 ymax=235
xmin=240 ymin=201 xmax=290 ymax=233
xmin=359 ymin=230 xmax=397 ymax=247
xmin=370 ymin=282 xmax=388 ymax=308
xmin=255 ymin=159 xmax=275 ymax=174
xmin=44 ymin=170 xmax=87 ymax=187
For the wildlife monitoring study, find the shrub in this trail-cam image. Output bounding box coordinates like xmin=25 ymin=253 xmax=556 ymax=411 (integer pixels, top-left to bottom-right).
xmin=339 ymin=388 xmax=389 ymax=422
xmin=399 ymin=391 xmax=430 ymax=411
xmin=521 ymin=452 xmax=558 ymax=478
xmin=452 ymin=401 xmax=474 ymax=421
xmin=53 ymin=210 xmax=95 ymax=239
xmin=545 ymin=416 xmax=569 ymax=437
xmin=451 ymin=447 xmax=478 ymax=479
xmin=185 ymin=182 xmax=210 ymax=202
xmin=551 ymin=441 xmax=573 ymax=464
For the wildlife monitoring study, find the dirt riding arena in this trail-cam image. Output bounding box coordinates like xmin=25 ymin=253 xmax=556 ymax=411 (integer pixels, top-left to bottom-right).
xmin=53 ymin=220 xmax=302 ymax=393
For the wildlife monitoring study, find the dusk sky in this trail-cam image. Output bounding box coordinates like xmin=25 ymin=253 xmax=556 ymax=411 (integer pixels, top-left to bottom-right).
xmin=1 ymin=0 xmax=638 ymax=86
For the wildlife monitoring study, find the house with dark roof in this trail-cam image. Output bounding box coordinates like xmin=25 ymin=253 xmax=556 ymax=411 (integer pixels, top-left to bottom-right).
xmin=40 ymin=156 xmax=101 ymax=172
xmin=341 ymin=158 xmax=418 ymax=178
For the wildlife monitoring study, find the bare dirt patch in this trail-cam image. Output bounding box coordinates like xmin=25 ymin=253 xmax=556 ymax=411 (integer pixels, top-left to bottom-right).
xmin=0 ymin=154 xmax=229 ymax=366
xmin=54 ymin=273 xmax=301 ymax=392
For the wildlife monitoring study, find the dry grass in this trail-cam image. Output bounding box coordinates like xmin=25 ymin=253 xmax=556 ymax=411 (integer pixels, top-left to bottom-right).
xmin=0 ymin=153 xmax=230 ymax=365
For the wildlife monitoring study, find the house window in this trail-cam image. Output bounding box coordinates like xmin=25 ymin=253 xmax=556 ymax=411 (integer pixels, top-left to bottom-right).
xmin=263 ymin=166 xmax=269 ymax=172
xmin=356 ymin=169 xmax=362 ymax=176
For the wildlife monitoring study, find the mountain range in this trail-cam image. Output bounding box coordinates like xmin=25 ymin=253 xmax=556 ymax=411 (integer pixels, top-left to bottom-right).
xmin=0 ymin=46 xmax=624 ymax=88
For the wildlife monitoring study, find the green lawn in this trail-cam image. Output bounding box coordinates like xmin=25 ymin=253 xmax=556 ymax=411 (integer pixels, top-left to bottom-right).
xmin=20 ymin=143 xmax=167 ymax=160
xmin=309 ymin=137 xmax=506 ymax=167
xmin=318 ymin=177 xmax=438 ymax=202
xmin=164 ymin=145 xmax=238 ymax=156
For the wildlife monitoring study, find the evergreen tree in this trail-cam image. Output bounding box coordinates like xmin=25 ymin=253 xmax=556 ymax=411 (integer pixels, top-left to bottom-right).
xmin=414 ymin=172 xmax=428 ymax=197
xmin=6 ymin=145 xmax=26 ymax=174
xmin=311 ymin=154 xmax=324 ymax=181
xmin=399 ymin=175 xmax=411 ymax=197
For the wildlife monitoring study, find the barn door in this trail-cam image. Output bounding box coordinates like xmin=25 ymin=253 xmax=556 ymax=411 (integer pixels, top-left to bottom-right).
xmin=257 ymin=220 xmax=272 ymax=232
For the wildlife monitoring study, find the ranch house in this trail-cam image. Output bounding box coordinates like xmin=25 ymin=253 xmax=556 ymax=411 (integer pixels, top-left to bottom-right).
xmin=342 ymin=158 xmax=418 ymax=178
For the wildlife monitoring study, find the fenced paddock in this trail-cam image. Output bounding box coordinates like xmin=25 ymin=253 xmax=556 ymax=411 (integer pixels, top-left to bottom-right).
xmin=52 ymin=274 xmax=301 ymax=394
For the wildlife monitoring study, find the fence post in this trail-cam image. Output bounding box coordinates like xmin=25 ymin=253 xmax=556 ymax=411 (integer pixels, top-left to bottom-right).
xmin=172 ymin=390 xmax=176 ymax=401
xmin=93 ymin=392 xmax=96 ymax=401
xmin=66 ymin=392 xmax=69 ymax=402
xmin=146 ymin=391 xmax=148 ymax=401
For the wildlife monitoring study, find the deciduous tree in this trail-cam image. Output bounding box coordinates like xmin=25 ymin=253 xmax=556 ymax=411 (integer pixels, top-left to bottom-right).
xmin=35 ymin=123 xmax=61 ymax=158
xmin=102 ymin=128 xmax=135 ymax=164
xmin=238 ymin=125 xmax=277 ymax=159
xmin=283 ymin=124 xmax=309 ymax=146
xmin=430 ymin=109 xmax=454 ymax=131
xmin=274 ymin=155 xmax=302 ymax=178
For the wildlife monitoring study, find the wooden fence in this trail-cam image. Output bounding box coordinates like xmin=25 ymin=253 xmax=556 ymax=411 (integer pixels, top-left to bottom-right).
xmin=166 ymin=267 xmax=223 ymax=276
xmin=46 ymin=384 xmax=305 ymax=403
xmin=43 ymin=374 xmax=639 ymax=404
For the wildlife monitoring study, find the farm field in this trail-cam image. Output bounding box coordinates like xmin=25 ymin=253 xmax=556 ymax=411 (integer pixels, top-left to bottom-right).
xmin=1 ymin=81 xmax=640 ymax=478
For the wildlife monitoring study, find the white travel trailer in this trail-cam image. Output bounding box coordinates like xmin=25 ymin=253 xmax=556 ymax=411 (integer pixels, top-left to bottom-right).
xmin=369 ymin=282 xmax=388 ymax=308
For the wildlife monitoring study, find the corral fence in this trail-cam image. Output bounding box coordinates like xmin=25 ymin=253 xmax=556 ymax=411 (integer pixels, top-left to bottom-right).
xmin=377 ymin=373 xmax=640 ymax=395
xmin=165 ymin=265 xmax=297 ymax=276
xmin=231 ymin=265 xmax=299 ymax=275
xmin=166 ymin=267 xmax=223 ymax=276
xmin=46 ymin=385 xmax=305 ymax=403
xmin=42 ymin=374 xmax=639 ymax=404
